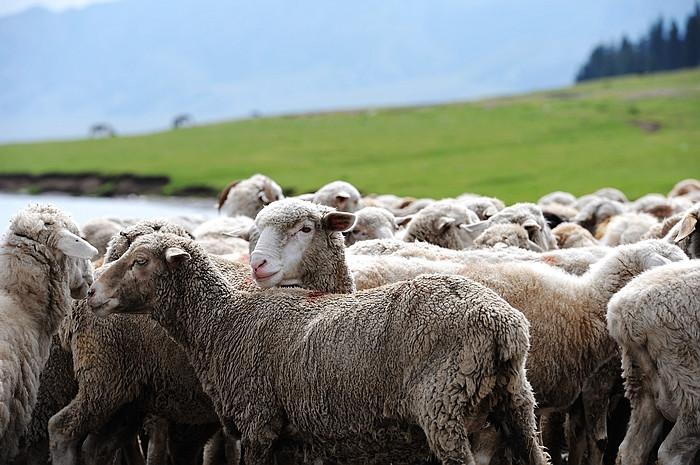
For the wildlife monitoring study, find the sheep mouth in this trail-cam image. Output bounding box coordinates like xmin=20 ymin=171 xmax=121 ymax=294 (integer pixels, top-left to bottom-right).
xmin=87 ymin=296 xmax=119 ymax=317
xmin=253 ymin=270 xmax=280 ymax=283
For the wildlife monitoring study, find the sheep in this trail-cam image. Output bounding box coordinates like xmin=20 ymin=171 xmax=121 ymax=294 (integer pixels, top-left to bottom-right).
xmin=311 ymin=180 xmax=363 ymax=213
xmin=0 ymin=203 xmax=97 ymax=463
xmin=253 ymin=205 xmax=687 ymax=463
xmin=249 ymin=198 xmax=357 ymax=293
xmin=668 ymin=177 xmax=700 ymax=198
xmin=217 ymin=173 xmax=284 ymax=218
xmin=471 ymin=223 xmax=543 ymax=251
xmin=455 ymin=193 xmax=506 ymax=220
xmin=571 ymin=196 xmax=627 ymax=235
xmin=595 ymin=212 xmax=659 ymax=246
xmin=346 ymin=237 xmax=610 ymax=277
xmin=475 ymin=202 xmax=559 ymax=251
xmin=191 ymin=215 xmax=253 ymax=260
xmin=607 ymin=259 xmax=700 ymax=465
xmin=81 ymin=216 xmax=140 ymax=260
xmin=537 ymin=191 xmax=577 ymax=208
xmin=47 ymin=218 xmax=253 ymax=465
xmin=664 ymin=202 xmax=700 ymax=259
xmin=629 ymin=193 xmax=693 ymax=221
xmin=343 ymin=206 xmax=402 ymax=246
xmin=401 ymin=198 xmax=482 ymax=249
xmin=550 ymin=222 xmax=599 ymax=249
xmin=87 ymin=231 xmax=548 ymax=465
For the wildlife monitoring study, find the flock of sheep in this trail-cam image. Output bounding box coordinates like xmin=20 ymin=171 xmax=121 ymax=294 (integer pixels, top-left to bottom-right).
xmin=0 ymin=173 xmax=699 ymax=465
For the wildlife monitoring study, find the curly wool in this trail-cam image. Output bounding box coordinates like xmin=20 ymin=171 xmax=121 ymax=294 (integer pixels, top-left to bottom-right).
xmin=90 ymin=233 xmax=547 ymax=464
xmin=0 ymin=203 xmax=95 ymax=463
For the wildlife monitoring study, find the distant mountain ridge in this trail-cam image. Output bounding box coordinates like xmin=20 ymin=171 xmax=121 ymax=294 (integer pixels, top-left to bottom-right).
xmin=1 ymin=0 xmax=695 ymax=144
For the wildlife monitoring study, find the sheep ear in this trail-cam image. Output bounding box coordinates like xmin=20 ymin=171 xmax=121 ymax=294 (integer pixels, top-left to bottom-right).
xmin=395 ymin=215 xmax=413 ymax=228
xmin=57 ymin=230 xmax=98 ymax=259
xmin=223 ymin=228 xmax=251 ymax=241
xmin=645 ymin=253 xmax=672 ymax=268
xmin=674 ymin=213 xmax=697 ymax=242
xmin=482 ymin=206 xmax=498 ymax=219
xmin=335 ymin=192 xmax=350 ymax=202
xmin=521 ymin=219 xmax=541 ymax=231
xmin=165 ymin=247 xmax=190 ymax=264
xmin=435 ymin=217 xmax=456 ymax=232
xmin=460 ymin=220 xmax=489 ymax=235
xmin=323 ymin=212 xmax=356 ymax=232
xmin=527 ymin=240 xmax=544 ymax=252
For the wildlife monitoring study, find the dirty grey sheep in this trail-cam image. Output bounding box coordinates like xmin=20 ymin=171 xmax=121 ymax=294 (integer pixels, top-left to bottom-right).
xmin=88 ymin=232 xmax=548 ymax=465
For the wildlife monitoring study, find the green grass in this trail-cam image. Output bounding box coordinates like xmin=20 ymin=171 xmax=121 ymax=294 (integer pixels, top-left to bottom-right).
xmin=1 ymin=68 xmax=699 ymax=204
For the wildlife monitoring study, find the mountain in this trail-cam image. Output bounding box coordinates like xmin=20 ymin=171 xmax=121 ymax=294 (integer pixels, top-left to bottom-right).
xmin=0 ymin=0 xmax=695 ymax=143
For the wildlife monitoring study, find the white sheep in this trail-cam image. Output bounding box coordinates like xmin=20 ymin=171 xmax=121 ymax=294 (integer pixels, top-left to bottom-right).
xmin=596 ymin=212 xmax=659 ymax=246
xmin=87 ymin=231 xmax=548 ymax=464
xmin=550 ymin=222 xmax=599 ymax=249
xmin=250 ymin=203 xmax=687 ymax=463
xmin=217 ymin=173 xmax=284 ymax=218
xmin=0 ymin=203 xmax=97 ymax=463
xmin=191 ymin=214 xmax=253 ymax=260
xmin=471 ymin=223 xmax=543 ymax=251
xmin=343 ymin=206 xmax=402 ymax=246
xmin=607 ymin=259 xmax=700 ymax=465
xmin=455 ymin=193 xmax=506 ymax=220
xmin=401 ymin=198 xmax=482 ymax=249
xmin=311 ymin=180 xmax=363 ymax=213
xmin=468 ymin=202 xmax=559 ymax=252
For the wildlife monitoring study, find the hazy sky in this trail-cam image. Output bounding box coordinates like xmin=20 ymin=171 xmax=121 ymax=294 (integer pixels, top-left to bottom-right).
xmin=1 ymin=0 xmax=697 ymax=143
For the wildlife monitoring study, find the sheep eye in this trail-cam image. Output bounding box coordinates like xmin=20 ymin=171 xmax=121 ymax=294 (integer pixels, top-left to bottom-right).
xmin=300 ymin=225 xmax=312 ymax=233
xmin=134 ymin=258 xmax=147 ymax=266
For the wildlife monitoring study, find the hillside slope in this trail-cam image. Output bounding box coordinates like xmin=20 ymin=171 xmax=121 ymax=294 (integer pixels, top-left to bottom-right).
xmin=1 ymin=68 xmax=698 ymax=204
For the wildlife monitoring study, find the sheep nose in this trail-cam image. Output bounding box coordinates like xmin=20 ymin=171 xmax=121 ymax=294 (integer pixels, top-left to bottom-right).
xmin=250 ymin=258 xmax=267 ymax=272
xmin=87 ymin=288 xmax=95 ymax=297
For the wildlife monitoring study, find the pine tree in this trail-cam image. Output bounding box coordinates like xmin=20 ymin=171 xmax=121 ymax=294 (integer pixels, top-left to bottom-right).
xmin=683 ymin=3 xmax=700 ymax=67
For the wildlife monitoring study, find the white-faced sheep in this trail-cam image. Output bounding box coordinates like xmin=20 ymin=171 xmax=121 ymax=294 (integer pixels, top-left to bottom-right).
xmin=311 ymin=180 xmax=363 ymax=213
xmin=550 ymin=222 xmax=599 ymax=249
xmin=471 ymin=223 xmax=543 ymax=251
xmin=343 ymin=206 xmax=402 ymax=246
xmin=87 ymin=232 xmax=548 ymax=465
xmin=48 ymin=218 xmax=252 ymax=465
xmin=217 ymin=173 xmax=284 ymax=218
xmin=607 ymin=259 xmax=700 ymax=465
xmin=249 ymin=198 xmax=357 ymax=293
xmin=254 ymin=204 xmax=687 ymax=464
xmin=0 ymin=204 xmax=97 ymax=463
xmin=401 ymin=198 xmax=482 ymax=249
xmin=455 ymin=193 xmax=506 ymax=220
xmin=482 ymin=202 xmax=559 ymax=251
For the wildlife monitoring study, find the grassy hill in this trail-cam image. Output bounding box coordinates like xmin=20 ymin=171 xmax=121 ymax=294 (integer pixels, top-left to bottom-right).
xmin=1 ymin=68 xmax=699 ymax=205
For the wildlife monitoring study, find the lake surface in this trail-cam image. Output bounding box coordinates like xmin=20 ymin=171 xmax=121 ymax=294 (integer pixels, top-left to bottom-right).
xmin=0 ymin=192 xmax=219 ymax=229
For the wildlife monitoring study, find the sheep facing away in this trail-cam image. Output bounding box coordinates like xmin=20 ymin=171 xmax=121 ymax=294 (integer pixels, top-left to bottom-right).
xmin=0 ymin=203 xmax=97 ymax=463
xmin=607 ymin=260 xmax=700 ymax=465
xmin=217 ymin=173 xmax=284 ymax=218
xmin=87 ymin=232 xmax=548 ymax=464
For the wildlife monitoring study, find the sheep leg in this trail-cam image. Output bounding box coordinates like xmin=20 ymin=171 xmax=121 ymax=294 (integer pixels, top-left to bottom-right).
xmin=49 ymin=391 xmax=138 ymax=465
xmin=539 ymin=411 xmax=565 ymax=465
xmin=656 ymin=415 xmax=700 ymax=465
xmin=615 ymin=382 xmax=665 ymax=465
xmin=498 ymin=375 xmax=549 ymax=465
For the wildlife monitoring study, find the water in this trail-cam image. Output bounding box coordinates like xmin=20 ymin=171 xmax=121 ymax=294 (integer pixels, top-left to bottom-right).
xmin=0 ymin=192 xmax=219 ymax=229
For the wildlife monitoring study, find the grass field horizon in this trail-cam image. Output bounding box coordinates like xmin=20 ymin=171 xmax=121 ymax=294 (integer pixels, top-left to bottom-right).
xmin=1 ymin=68 xmax=699 ymax=205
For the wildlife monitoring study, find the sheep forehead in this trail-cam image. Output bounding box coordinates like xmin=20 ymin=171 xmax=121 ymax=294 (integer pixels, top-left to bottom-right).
xmin=10 ymin=203 xmax=80 ymax=241
xmin=255 ymin=199 xmax=328 ymax=230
